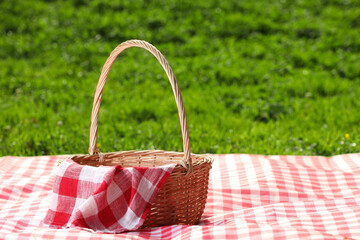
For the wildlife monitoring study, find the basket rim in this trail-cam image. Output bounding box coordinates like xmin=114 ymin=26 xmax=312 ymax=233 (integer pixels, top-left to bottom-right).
xmin=61 ymin=150 xmax=213 ymax=177
xmin=70 ymin=150 xmax=213 ymax=162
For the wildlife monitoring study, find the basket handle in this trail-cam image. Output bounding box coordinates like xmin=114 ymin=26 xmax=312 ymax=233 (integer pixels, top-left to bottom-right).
xmin=88 ymin=40 xmax=192 ymax=170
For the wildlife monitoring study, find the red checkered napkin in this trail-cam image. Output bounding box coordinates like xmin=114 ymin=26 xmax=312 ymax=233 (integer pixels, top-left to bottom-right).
xmin=43 ymin=159 xmax=175 ymax=233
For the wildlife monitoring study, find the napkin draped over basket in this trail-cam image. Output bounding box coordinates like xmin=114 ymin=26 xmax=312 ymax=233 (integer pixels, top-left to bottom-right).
xmin=43 ymin=40 xmax=213 ymax=233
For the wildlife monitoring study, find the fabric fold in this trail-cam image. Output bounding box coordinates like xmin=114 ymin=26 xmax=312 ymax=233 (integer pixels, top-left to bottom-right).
xmin=43 ymin=159 xmax=176 ymax=233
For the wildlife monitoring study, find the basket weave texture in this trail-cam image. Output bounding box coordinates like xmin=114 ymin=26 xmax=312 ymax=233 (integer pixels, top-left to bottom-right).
xmin=70 ymin=40 xmax=213 ymax=228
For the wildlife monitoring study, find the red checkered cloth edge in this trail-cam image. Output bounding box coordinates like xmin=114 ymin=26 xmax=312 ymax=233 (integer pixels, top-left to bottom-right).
xmin=1 ymin=154 xmax=360 ymax=239
xmin=43 ymin=159 xmax=175 ymax=233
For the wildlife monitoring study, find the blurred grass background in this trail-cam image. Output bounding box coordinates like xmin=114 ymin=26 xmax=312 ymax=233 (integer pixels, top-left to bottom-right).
xmin=0 ymin=0 xmax=359 ymax=156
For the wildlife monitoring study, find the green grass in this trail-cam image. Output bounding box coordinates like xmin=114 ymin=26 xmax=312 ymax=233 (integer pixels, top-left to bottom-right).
xmin=0 ymin=0 xmax=359 ymax=156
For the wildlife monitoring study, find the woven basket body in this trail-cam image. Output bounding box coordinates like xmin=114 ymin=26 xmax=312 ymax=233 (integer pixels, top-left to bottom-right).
xmin=70 ymin=40 xmax=213 ymax=228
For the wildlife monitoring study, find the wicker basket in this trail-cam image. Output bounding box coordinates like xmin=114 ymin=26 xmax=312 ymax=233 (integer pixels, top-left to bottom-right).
xmin=69 ymin=40 xmax=213 ymax=228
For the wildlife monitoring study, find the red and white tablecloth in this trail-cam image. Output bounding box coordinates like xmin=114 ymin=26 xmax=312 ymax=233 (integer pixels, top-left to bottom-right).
xmin=1 ymin=153 xmax=360 ymax=239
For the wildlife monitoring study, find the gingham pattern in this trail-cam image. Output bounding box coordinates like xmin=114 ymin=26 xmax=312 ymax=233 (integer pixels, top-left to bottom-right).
xmin=1 ymin=154 xmax=360 ymax=239
xmin=43 ymin=159 xmax=175 ymax=233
